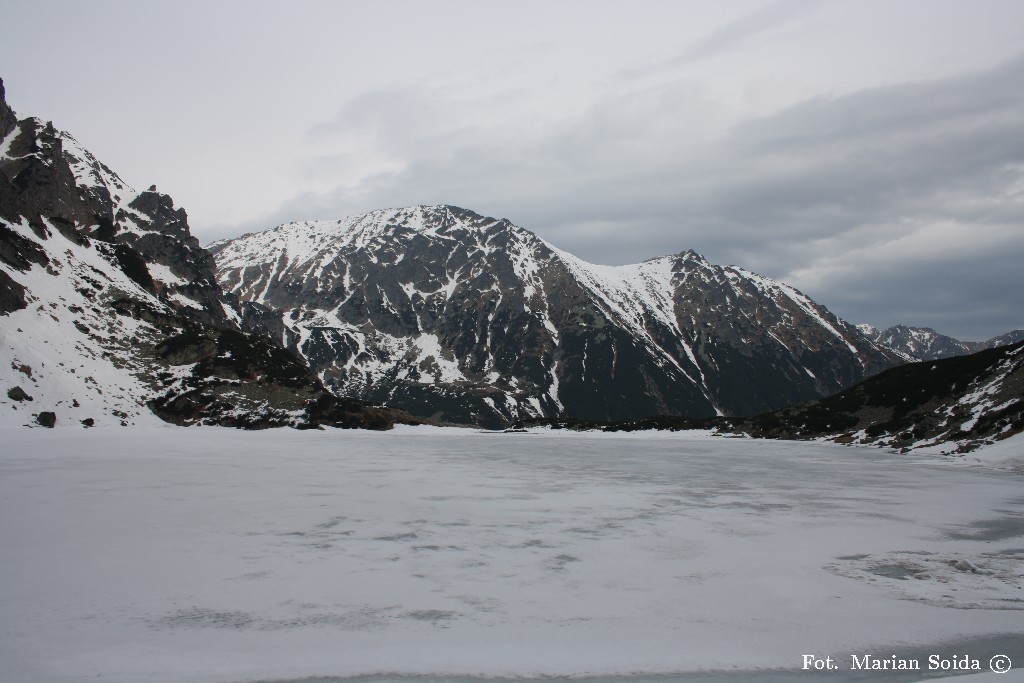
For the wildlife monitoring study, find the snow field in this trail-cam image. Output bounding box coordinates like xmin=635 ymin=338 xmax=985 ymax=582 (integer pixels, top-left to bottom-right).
xmin=0 ymin=427 xmax=1022 ymax=683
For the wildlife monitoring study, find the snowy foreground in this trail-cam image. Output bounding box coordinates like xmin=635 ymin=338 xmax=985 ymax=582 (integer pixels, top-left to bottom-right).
xmin=1 ymin=427 xmax=1023 ymax=683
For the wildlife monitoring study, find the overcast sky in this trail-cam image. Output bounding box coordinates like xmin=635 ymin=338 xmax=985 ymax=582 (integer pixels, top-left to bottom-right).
xmin=2 ymin=0 xmax=1023 ymax=340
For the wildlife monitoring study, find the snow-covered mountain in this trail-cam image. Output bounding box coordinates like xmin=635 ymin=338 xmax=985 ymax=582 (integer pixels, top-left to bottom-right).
xmin=0 ymin=78 xmax=406 ymax=429
xmin=858 ymin=324 xmax=1024 ymax=361
xmin=211 ymin=206 xmax=906 ymax=427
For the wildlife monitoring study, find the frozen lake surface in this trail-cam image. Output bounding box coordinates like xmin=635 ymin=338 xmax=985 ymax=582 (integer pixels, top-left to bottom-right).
xmin=1 ymin=426 xmax=1022 ymax=683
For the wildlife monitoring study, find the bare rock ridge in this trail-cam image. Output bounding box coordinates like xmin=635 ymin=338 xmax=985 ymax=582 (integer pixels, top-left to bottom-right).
xmin=0 ymin=78 xmax=407 ymax=429
xmin=210 ymin=206 xmax=908 ymax=427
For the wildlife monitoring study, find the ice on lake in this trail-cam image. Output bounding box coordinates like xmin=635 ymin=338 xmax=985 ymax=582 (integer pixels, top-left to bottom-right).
xmin=1 ymin=426 xmax=1022 ymax=683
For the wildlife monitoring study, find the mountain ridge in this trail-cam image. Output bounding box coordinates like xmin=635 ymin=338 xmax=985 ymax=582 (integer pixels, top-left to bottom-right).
xmin=211 ymin=204 xmax=907 ymax=427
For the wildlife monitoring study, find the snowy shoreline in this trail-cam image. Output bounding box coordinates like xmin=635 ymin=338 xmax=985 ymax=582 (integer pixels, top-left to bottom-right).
xmin=1 ymin=427 xmax=1022 ymax=683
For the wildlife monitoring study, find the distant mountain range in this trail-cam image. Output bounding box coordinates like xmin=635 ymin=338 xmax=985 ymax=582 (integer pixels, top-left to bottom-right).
xmin=858 ymin=323 xmax=1024 ymax=361
xmin=210 ymin=207 xmax=904 ymax=426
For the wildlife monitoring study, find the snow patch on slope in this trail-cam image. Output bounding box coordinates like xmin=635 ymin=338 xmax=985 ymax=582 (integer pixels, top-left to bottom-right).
xmin=0 ymin=219 xmax=168 ymax=427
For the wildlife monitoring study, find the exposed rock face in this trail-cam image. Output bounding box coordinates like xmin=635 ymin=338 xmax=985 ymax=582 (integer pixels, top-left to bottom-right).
xmin=0 ymin=78 xmax=406 ymax=429
xmin=212 ymin=205 xmax=905 ymax=427
xmin=859 ymin=324 xmax=1024 ymax=361
xmin=0 ymin=269 xmax=27 ymax=314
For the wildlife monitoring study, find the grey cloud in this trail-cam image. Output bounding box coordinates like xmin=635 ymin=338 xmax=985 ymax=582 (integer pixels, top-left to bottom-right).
xmin=614 ymin=0 xmax=824 ymax=81
xmin=816 ymin=245 xmax=1024 ymax=342
xmin=306 ymin=86 xmax=478 ymax=159
xmin=238 ymin=53 xmax=1024 ymax=340
xmin=670 ymin=0 xmax=823 ymax=66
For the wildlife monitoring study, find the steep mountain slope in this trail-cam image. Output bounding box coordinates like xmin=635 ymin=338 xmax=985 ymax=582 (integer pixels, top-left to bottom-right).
xmin=733 ymin=340 xmax=1024 ymax=453
xmin=858 ymin=323 xmax=1024 ymax=361
xmin=211 ymin=205 xmax=905 ymax=427
xmin=0 ymin=78 xmax=404 ymax=429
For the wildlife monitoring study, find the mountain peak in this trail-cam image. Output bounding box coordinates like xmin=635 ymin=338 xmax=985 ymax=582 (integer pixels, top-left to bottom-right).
xmin=208 ymin=204 xmax=527 ymax=276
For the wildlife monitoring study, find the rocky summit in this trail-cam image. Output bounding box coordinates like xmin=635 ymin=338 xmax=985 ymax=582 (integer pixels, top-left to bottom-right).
xmin=211 ymin=205 xmax=906 ymax=427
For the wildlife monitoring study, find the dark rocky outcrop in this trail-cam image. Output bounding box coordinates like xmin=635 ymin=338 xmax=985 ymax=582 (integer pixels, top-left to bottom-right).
xmin=0 ymin=78 xmax=17 ymax=141
xmin=0 ymin=269 xmax=27 ymax=314
xmin=0 ymin=222 xmax=49 ymax=272
xmin=113 ymin=243 xmax=155 ymax=292
xmin=147 ymin=323 xmax=414 ymax=429
xmin=7 ymin=386 xmax=31 ymax=401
